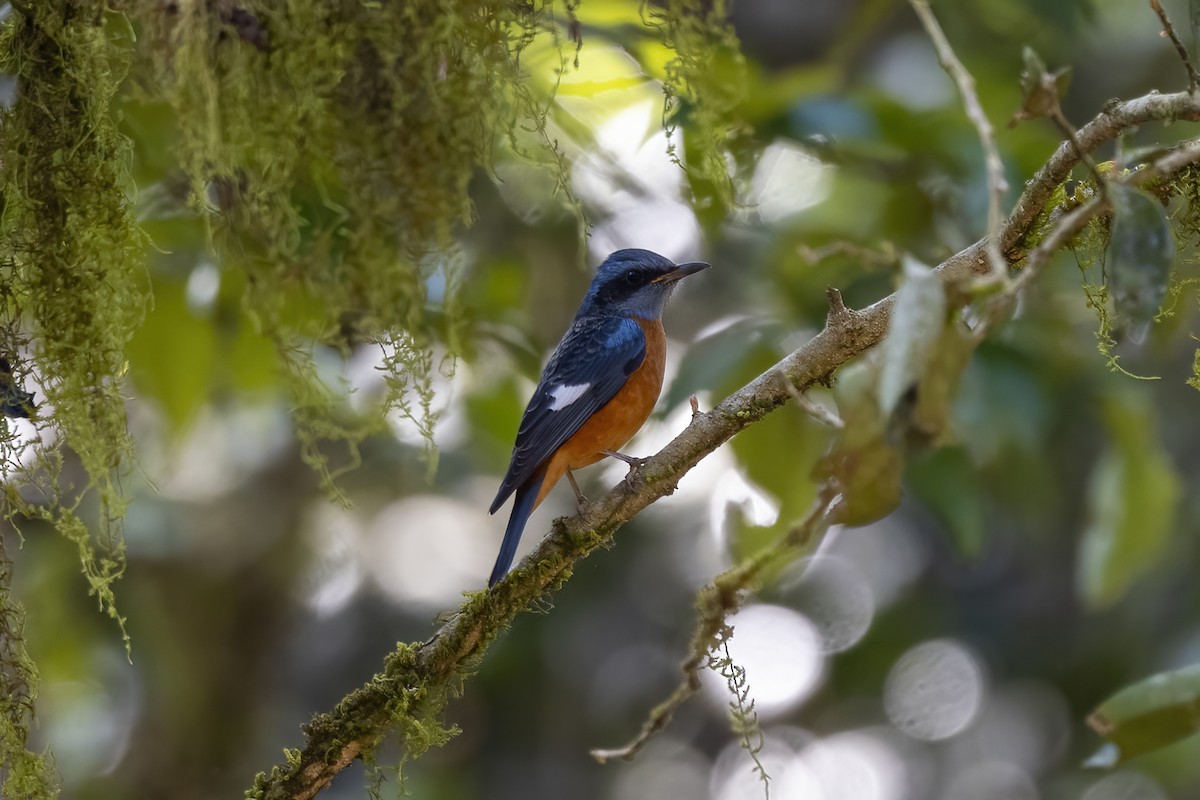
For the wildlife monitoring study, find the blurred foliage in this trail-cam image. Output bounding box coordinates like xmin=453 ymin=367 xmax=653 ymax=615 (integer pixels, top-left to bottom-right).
xmin=0 ymin=538 xmax=55 ymax=798
xmin=1088 ymin=663 xmax=1200 ymax=767
xmin=2 ymin=0 xmax=1200 ymax=798
xmin=1077 ymin=392 xmax=1181 ymax=610
xmin=653 ymin=0 xmax=750 ymax=227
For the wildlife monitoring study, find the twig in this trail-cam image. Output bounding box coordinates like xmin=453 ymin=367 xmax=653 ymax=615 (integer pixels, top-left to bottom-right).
xmin=796 ymin=241 xmax=900 ymax=270
xmin=909 ymin=0 xmax=1009 ymax=279
xmin=1002 ymin=90 xmax=1200 ymax=255
xmin=778 ymin=370 xmax=843 ymax=429
xmin=1050 ymin=104 xmax=1105 ymax=186
xmin=591 ymin=490 xmax=843 ymax=764
xmin=1150 ymin=0 xmax=1200 ymax=91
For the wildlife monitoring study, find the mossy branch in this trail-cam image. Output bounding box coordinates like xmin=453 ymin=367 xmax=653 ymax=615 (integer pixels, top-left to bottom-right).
xmin=245 ymin=88 xmax=1200 ymax=800
xmin=598 ymin=137 xmax=1200 ymax=767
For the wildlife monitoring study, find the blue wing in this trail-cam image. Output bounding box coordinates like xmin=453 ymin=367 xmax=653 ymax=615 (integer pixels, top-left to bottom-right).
xmin=490 ymin=314 xmax=646 ymax=513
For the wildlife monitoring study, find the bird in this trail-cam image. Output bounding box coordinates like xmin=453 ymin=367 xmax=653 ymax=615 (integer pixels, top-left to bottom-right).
xmin=487 ymin=248 xmax=710 ymax=586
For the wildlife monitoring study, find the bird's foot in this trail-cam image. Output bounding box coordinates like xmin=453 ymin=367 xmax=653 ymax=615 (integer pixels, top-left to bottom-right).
xmin=566 ymin=469 xmax=590 ymax=513
xmin=602 ymin=449 xmax=646 ymax=471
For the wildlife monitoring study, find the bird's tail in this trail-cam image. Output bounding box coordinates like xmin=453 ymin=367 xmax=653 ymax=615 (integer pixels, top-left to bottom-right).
xmin=489 ymin=468 xmax=547 ymax=587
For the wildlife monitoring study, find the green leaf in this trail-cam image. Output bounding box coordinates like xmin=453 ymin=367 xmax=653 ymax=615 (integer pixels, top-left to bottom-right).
xmin=1010 ymin=46 xmax=1071 ymax=126
xmin=225 ymin=315 xmax=283 ymax=394
xmin=729 ymin=390 xmax=831 ymax=548
xmin=1077 ymin=394 xmax=1181 ymax=609
xmin=1088 ymin=664 xmax=1200 ymax=765
xmin=463 ymin=375 xmax=527 ymax=470
xmin=911 ymin=317 xmax=976 ymax=447
xmin=906 ymin=447 xmax=984 ymax=556
xmin=821 ymin=359 xmax=903 ymax=527
xmin=1020 ymin=46 xmax=1048 ymax=88
xmin=878 ymin=256 xmax=946 ymax=417
xmin=1106 ymin=183 xmax=1176 ymax=331
xmin=663 ymin=317 xmax=784 ymax=410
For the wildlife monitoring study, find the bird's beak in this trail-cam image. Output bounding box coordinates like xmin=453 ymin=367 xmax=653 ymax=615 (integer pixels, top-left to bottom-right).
xmin=651 ymin=260 xmax=711 ymax=284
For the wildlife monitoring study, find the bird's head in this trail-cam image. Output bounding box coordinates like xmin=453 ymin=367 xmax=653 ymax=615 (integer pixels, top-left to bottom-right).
xmin=581 ymin=248 xmax=710 ymax=319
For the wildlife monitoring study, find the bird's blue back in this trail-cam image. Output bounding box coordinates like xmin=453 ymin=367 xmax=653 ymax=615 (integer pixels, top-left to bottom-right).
xmin=489 ymin=314 xmax=646 ymax=514
xmin=487 ymin=249 xmax=706 ymax=586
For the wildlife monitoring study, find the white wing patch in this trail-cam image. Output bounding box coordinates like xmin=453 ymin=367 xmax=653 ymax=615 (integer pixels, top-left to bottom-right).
xmin=548 ymin=382 xmax=591 ymax=411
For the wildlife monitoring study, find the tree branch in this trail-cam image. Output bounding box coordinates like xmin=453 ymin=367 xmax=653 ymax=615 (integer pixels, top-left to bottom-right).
xmin=245 ymin=87 xmax=1200 ymax=800
xmin=1002 ymin=90 xmax=1200 ymax=254
xmin=601 ymin=135 xmax=1200 ymax=762
xmin=590 ymin=487 xmax=845 ymax=763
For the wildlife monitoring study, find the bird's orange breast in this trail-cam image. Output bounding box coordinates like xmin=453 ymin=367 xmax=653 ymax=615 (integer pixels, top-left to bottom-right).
xmin=534 ymin=317 xmax=666 ymax=507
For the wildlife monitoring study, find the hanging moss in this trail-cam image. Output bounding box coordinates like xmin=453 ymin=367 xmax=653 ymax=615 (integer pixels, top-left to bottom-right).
xmin=1069 ymin=167 xmax=1200 ymax=383
xmin=0 ymin=1 xmax=753 ymax=787
xmin=0 ymin=0 xmax=144 ymax=609
xmin=0 ymin=537 xmax=56 ymax=800
xmin=0 ymin=2 xmax=145 ymax=783
xmin=651 ymin=0 xmax=750 ymax=227
xmin=1169 ymin=165 xmax=1200 ymax=390
xmin=131 ymin=0 xmax=573 ymax=472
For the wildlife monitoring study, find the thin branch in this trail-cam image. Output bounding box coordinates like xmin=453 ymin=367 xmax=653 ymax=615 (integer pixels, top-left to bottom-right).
xmin=778 ymin=362 xmax=843 ymax=429
xmin=1011 ymin=136 xmax=1200 ymax=300
xmin=790 ymin=390 xmax=844 ymax=430
xmin=591 ymin=490 xmax=844 ymax=764
xmin=796 ymin=241 xmax=900 ymax=271
xmin=1150 ymin=0 xmax=1200 ymax=91
xmin=824 ymin=286 xmax=852 ymax=325
xmin=1001 ymin=90 xmax=1200 ymax=254
xmin=246 ymin=89 xmax=1200 ymax=800
xmin=909 ymin=0 xmax=1009 ymax=279
xmin=982 ymin=142 xmax=1199 ymax=336
xmin=1050 ymin=103 xmax=1105 ymax=185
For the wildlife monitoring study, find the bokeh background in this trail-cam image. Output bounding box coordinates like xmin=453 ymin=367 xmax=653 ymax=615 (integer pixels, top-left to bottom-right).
xmin=6 ymin=0 xmax=1200 ymax=798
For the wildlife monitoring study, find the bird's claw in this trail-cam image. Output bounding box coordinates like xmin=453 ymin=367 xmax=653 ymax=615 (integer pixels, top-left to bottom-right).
xmin=566 ymin=469 xmax=590 ymax=513
xmin=602 ymin=449 xmax=646 ymax=471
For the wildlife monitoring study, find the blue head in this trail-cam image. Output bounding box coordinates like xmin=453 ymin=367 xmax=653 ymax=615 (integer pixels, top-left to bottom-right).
xmin=580 ymin=249 xmax=710 ymax=320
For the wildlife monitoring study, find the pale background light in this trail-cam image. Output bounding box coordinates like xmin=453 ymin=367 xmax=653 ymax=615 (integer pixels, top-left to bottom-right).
xmin=884 ymin=639 xmax=986 ymax=741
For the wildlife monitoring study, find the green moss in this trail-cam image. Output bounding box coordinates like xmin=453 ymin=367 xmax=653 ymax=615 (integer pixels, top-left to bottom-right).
xmin=1062 ymin=163 xmax=1200 ymax=383
xmin=651 ymin=0 xmax=749 ymax=226
xmin=0 ymin=718 xmax=55 ymax=800
xmin=1020 ymin=182 xmax=1072 ymax=253
xmin=0 ymin=2 xmax=143 ymax=784
xmin=0 ymin=2 xmax=756 ymax=790
xmin=0 ymin=1 xmax=143 ymax=635
xmin=133 ymin=1 xmax=571 ymax=474
xmin=709 ymin=639 xmax=770 ymax=793
xmin=0 ymin=537 xmax=58 ymax=799
xmin=1076 ymin=225 xmax=1159 ymax=380
xmin=1169 ymin=166 xmax=1200 ymax=391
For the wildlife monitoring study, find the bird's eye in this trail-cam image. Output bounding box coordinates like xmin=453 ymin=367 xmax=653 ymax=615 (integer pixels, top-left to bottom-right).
xmin=624 ymin=269 xmax=640 ymax=285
